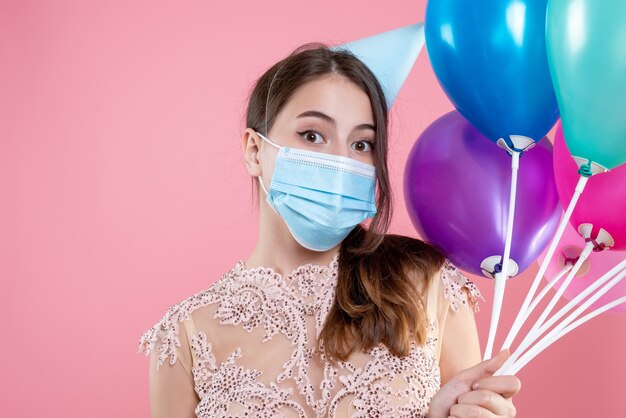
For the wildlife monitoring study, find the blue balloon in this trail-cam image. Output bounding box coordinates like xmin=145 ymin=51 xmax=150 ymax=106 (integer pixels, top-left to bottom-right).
xmin=425 ymin=0 xmax=559 ymax=151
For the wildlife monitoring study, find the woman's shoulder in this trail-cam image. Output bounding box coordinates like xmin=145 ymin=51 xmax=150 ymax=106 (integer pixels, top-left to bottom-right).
xmin=382 ymin=233 xmax=484 ymax=313
xmin=438 ymin=258 xmax=485 ymax=313
xmin=136 ymin=261 xmax=240 ymax=366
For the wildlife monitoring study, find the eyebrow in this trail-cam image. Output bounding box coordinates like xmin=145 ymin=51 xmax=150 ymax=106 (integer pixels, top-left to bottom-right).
xmin=296 ymin=110 xmax=376 ymax=132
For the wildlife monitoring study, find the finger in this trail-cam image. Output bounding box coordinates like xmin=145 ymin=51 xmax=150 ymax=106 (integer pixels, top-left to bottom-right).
xmin=472 ymin=375 xmax=522 ymax=398
xmin=456 ymin=349 xmax=511 ymax=384
xmin=457 ymin=389 xmax=516 ymax=416
xmin=450 ymin=403 xmax=497 ymax=418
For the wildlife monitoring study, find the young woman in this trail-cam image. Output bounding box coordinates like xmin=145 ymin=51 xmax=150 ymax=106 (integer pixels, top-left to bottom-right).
xmin=139 ymin=43 xmax=521 ymax=418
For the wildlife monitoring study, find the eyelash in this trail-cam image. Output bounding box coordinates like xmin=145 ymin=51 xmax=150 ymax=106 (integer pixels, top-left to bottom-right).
xmin=297 ymin=129 xmax=375 ymax=152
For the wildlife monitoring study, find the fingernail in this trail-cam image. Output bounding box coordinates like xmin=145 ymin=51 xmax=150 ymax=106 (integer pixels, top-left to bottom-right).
xmin=473 ymin=381 xmax=480 ymax=390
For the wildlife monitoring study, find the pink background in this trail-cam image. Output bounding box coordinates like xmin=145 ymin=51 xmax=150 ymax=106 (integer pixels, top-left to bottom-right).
xmin=2 ymin=1 xmax=625 ymax=416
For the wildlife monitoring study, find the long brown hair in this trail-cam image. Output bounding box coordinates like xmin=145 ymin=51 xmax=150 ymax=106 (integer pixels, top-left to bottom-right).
xmin=245 ymin=42 xmax=446 ymax=362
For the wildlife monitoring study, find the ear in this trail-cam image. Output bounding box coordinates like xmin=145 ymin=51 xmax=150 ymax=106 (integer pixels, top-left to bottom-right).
xmin=242 ymin=128 xmax=263 ymax=177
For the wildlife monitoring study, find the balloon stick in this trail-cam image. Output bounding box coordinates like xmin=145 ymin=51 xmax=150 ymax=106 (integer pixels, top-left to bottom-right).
xmin=497 ymin=257 xmax=626 ymax=374
xmin=501 ymin=175 xmax=588 ymax=350
xmin=526 ymin=264 xmax=572 ymax=315
xmin=484 ymin=150 xmax=520 ymax=360
xmin=499 ymin=240 xmax=594 ymax=371
xmin=496 ymin=260 xmax=626 ymax=375
xmin=500 ymin=264 xmax=626 ymax=375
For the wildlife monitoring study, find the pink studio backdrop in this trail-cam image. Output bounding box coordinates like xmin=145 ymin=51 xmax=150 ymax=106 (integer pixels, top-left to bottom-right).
xmin=2 ymin=1 xmax=625 ymax=417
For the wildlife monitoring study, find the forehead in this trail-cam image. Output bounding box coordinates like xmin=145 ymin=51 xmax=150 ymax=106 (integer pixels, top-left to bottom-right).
xmin=280 ymin=74 xmax=375 ymax=125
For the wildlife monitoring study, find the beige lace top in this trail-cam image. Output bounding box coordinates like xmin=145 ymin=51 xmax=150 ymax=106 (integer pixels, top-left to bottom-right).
xmin=138 ymin=250 xmax=483 ymax=417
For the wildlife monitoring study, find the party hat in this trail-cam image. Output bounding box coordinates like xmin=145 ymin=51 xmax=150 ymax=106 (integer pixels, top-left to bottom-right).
xmin=331 ymin=22 xmax=425 ymax=109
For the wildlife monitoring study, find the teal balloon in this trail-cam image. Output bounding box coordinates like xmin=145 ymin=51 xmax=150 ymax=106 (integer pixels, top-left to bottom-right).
xmin=547 ymin=0 xmax=626 ymax=169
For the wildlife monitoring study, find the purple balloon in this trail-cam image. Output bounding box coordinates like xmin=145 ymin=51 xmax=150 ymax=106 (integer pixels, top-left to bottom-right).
xmin=404 ymin=111 xmax=561 ymax=277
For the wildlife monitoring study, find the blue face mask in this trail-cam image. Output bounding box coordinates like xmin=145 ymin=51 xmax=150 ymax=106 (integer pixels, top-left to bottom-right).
xmin=255 ymin=131 xmax=378 ymax=252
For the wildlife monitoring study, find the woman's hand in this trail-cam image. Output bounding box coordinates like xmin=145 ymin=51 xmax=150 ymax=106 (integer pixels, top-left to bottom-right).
xmin=427 ymin=349 xmax=521 ymax=418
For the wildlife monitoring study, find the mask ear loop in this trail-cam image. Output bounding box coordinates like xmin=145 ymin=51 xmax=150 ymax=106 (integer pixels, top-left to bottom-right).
xmin=264 ymin=61 xmax=287 ymax=137
xmin=258 ymin=61 xmax=286 ymax=198
xmin=257 ymin=132 xmax=280 ymax=149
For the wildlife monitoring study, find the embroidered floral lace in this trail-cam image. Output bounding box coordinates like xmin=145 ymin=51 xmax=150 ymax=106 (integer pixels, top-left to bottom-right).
xmin=138 ymin=251 xmax=483 ymax=417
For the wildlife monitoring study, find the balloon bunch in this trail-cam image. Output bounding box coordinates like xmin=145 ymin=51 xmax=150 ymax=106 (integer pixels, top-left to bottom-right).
xmin=494 ymin=123 xmax=626 ymax=376
xmin=405 ymin=0 xmax=626 ymax=372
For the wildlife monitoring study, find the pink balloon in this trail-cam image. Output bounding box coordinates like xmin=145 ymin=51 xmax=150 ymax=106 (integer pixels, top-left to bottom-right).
xmin=538 ymin=220 xmax=626 ymax=314
xmin=554 ymin=121 xmax=626 ymax=250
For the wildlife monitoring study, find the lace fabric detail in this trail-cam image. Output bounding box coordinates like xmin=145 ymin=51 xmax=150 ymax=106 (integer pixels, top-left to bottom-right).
xmin=138 ymin=253 xmax=482 ymax=417
xmin=440 ymin=259 xmax=485 ymax=313
xmin=326 ymin=335 xmax=441 ymax=418
xmin=190 ymin=331 xmax=309 ymax=417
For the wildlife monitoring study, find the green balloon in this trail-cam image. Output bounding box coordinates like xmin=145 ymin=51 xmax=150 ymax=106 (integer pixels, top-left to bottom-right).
xmin=547 ymin=0 xmax=626 ymax=170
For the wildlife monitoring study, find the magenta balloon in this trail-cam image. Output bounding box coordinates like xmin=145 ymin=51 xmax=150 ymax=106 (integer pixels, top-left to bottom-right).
xmin=554 ymin=121 xmax=626 ymax=250
xmin=538 ymin=220 xmax=626 ymax=314
xmin=404 ymin=111 xmax=561 ymax=276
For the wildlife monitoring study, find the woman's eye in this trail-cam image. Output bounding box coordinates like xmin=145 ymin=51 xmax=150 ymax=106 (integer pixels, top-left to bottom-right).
xmin=297 ymin=129 xmax=325 ymax=144
xmin=352 ymin=140 xmax=375 ymax=152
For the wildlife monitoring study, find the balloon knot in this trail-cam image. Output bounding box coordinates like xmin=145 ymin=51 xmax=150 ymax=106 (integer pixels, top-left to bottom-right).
xmin=577 ymin=162 xmax=593 ymax=177
xmin=584 ymin=236 xmax=607 ymax=252
xmin=562 ymin=255 xmax=579 ymax=266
